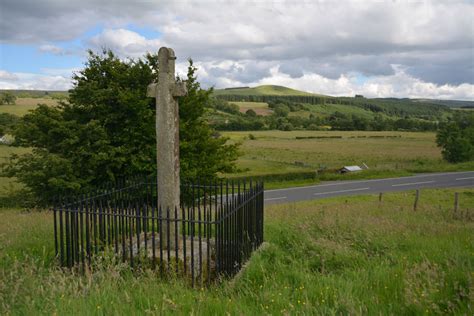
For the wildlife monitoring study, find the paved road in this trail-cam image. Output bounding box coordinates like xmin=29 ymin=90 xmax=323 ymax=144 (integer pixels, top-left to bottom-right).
xmin=264 ymin=171 xmax=474 ymax=205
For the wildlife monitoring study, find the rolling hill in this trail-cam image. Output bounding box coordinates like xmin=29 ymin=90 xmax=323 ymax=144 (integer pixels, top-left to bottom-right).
xmin=207 ymin=85 xmax=462 ymax=131
xmin=213 ymin=85 xmax=325 ymax=97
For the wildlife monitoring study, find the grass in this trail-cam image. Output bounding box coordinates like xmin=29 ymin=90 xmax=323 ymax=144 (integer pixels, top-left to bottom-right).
xmin=0 ymin=145 xmax=30 ymax=206
xmin=223 ymin=130 xmax=474 ymax=187
xmin=213 ymin=85 xmax=323 ymax=96
xmin=0 ymin=97 xmax=59 ymax=116
xmin=1 ymin=188 xmax=473 ymax=314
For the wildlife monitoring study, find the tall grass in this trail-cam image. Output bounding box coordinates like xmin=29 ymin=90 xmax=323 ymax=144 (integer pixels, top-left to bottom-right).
xmin=1 ymin=188 xmax=473 ymax=314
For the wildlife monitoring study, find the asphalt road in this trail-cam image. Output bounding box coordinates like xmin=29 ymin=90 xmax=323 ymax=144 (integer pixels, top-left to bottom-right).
xmin=264 ymin=171 xmax=474 ymax=205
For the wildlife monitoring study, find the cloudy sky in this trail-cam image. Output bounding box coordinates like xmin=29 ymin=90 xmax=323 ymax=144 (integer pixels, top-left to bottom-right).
xmin=0 ymin=0 xmax=473 ymax=99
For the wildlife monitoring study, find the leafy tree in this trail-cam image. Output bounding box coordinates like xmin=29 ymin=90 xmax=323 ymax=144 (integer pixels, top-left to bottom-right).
xmin=0 ymin=92 xmax=16 ymax=105
xmin=245 ymin=109 xmax=257 ymax=117
xmin=0 ymin=113 xmax=20 ymax=135
xmin=3 ymin=50 xmax=239 ymax=205
xmin=436 ymin=112 xmax=474 ymax=163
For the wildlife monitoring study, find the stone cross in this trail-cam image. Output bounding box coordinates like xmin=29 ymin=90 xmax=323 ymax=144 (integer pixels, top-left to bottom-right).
xmin=147 ymin=47 xmax=187 ymax=248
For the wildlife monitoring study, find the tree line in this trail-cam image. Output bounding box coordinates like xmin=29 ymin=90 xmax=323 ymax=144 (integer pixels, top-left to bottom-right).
xmin=215 ymin=94 xmax=449 ymax=119
xmin=209 ymin=98 xmax=440 ymax=132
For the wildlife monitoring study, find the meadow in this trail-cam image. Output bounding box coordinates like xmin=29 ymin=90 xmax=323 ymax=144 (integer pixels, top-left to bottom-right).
xmin=0 ymin=97 xmax=58 ymax=116
xmin=230 ymin=101 xmax=273 ymax=116
xmin=1 ymin=188 xmax=473 ymax=314
xmin=222 ymin=130 xmax=474 ymax=187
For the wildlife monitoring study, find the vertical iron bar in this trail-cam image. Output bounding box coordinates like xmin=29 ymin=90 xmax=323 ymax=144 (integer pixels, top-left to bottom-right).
xmin=166 ymin=207 xmax=171 ymax=271
xmin=175 ymin=206 xmax=179 ymax=274
xmin=182 ymin=204 xmax=187 ymax=276
xmin=159 ymin=205 xmax=164 ymax=277
xmin=53 ymin=206 xmax=58 ymax=258
xmin=85 ymin=194 xmax=91 ymax=266
xmin=191 ymin=181 xmax=195 ymax=287
xmin=80 ymin=198 xmax=85 ymax=270
xmin=65 ymin=206 xmax=71 ymax=267
xmin=59 ymin=199 xmax=64 ymax=266
xmin=129 ymin=203 xmax=134 ymax=268
xmin=198 ymin=179 xmax=203 ymax=287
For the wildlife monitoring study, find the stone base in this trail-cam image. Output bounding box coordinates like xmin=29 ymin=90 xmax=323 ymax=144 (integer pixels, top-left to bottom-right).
xmin=125 ymin=233 xmax=216 ymax=277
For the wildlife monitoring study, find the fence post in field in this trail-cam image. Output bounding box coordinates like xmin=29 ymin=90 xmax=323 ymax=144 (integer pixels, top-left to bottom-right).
xmin=413 ymin=189 xmax=420 ymax=211
xmin=378 ymin=192 xmax=383 ymax=204
xmin=147 ymin=47 xmax=187 ymax=248
xmin=454 ymin=192 xmax=459 ymax=216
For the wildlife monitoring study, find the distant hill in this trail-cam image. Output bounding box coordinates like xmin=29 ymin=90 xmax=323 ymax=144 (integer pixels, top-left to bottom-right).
xmin=213 ymin=85 xmax=324 ymax=97
xmin=0 ymin=89 xmax=68 ymax=99
xmin=207 ymin=85 xmax=467 ymax=133
xmin=414 ymin=99 xmax=474 ymax=108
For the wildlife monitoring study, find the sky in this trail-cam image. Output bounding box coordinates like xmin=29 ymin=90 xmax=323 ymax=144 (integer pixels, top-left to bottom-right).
xmin=0 ymin=0 xmax=473 ymax=100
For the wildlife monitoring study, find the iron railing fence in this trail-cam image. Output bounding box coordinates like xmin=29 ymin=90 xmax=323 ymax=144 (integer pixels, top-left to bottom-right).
xmin=53 ymin=177 xmax=264 ymax=286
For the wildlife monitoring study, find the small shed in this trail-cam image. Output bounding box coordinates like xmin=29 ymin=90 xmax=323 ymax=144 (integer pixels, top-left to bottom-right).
xmin=339 ymin=165 xmax=363 ymax=173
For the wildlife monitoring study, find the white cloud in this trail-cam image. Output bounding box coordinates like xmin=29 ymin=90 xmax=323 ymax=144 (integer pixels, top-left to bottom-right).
xmin=0 ymin=70 xmax=18 ymax=81
xmin=1 ymin=1 xmax=473 ymax=98
xmin=243 ymin=65 xmax=474 ymax=100
xmin=0 ymin=70 xmax=72 ymax=90
xmin=88 ymin=29 xmax=162 ymax=58
xmin=38 ymin=44 xmax=64 ymax=55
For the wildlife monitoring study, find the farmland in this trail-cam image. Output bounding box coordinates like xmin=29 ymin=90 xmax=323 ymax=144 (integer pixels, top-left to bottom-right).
xmin=1 ymin=188 xmax=473 ymax=314
xmin=0 ymin=97 xmax=59 ymax=116
xmin=230 ymin=101 xmax=273 ymax=116
xmin=222 ymin=130 xmax=474 ymax=187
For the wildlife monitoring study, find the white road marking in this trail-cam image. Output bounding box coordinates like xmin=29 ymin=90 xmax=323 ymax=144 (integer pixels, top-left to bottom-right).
xmin=313 ymin=187 xmax=370 ymax=196
xmin=391 ymin=181 xmax=434 ymax=187
xmin=456 ymin=176 xmax=474 ymax=181
xmin=264 ymin=196 xmax=287 ymax=201
xmin=265 ymin=171 xmax=474 ymax=193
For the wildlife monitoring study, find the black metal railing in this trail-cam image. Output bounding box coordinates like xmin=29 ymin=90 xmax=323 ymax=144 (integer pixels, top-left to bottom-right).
xmin=53 ymin=177 xmax=264 ymax=286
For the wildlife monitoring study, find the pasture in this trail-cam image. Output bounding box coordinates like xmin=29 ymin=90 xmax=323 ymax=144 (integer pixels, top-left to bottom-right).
xmin=0 ymin=97 xmax=59 ymax=116
xmin=222 ymin=130 xmax=474 ymax=187
xmin=1 ymin=188 xmax=473 ymax=314
xmin=230 ymin=101 xmax=273 ymax=116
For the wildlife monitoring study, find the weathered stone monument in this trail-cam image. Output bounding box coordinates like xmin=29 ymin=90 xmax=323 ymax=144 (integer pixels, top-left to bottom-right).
xmin=147 ymin=47 xmax=187 ymax=248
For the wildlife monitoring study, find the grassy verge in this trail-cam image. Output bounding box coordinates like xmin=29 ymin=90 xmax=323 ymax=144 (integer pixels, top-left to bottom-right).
xmin=1 ymin=188 xmax=473 ymax=314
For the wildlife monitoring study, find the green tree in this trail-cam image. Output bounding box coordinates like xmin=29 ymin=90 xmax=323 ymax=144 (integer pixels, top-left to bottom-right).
xmin=0 ymin=92 xmax=16 ymax=105
xmin=436 ymin=112 xmax=474 ymax=163
xmin=2 ymin=50 xmax=239 ymax=205
xmin=245 ymin=109 xmax=257 ymax=117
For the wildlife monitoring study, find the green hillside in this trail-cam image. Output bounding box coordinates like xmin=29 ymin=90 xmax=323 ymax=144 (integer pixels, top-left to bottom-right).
xmin=213 ymin=85 xmax=323 ymax=97
xmin=208 ymin=85 xmax=457 ymax=132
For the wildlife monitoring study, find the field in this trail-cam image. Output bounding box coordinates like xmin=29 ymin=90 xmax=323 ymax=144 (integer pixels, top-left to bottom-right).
xmin=230 ymin=101 xmax=273 ymax=116
xmin=0 ymin=97 xmax=59 ymax=116
xmin=0 ymin=145 xmax=29 ymax=199
xmin=1 ymin=188 xmax=473 ymax=314
xmin=222 ymin=130 xmax=474 ymax=187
